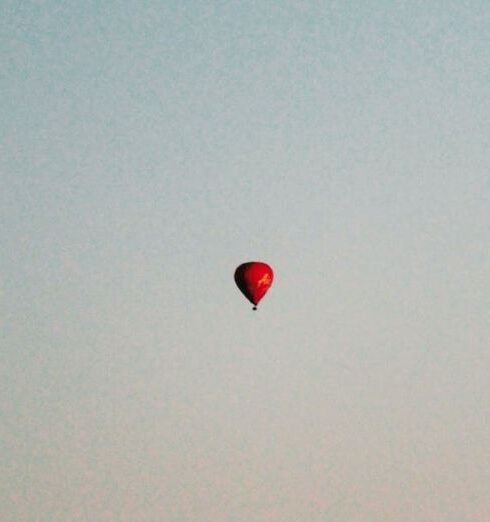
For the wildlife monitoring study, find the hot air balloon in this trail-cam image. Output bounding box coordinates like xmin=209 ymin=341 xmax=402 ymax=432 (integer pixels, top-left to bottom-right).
xmin=234 ymin=261 xmax=274 ymax=310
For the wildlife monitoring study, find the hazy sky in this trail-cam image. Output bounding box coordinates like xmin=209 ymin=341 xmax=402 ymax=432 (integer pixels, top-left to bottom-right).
xmin=2 ymin=1 xmax=490 ymax=520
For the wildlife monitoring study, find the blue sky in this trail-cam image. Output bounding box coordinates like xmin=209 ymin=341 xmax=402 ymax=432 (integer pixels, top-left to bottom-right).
xmin=2 ymin=1 xmax=490 ymax=520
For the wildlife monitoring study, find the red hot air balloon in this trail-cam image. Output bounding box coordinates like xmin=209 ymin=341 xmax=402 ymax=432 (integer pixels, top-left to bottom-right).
xmin=234 ymin=262 xmax=274 ymax=310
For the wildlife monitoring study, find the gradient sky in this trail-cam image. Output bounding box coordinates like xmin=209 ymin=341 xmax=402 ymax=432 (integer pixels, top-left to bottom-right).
xmin=2 ymin=1 xmax=490 ymax=520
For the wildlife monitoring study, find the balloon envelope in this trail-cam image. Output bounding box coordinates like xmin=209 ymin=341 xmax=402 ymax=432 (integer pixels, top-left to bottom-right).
xmin=234 ymin=262 xmax=274 ymax=308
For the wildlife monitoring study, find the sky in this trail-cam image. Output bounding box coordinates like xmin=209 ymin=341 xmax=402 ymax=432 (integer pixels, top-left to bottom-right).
xmin=1 ymin=1 xmax=490 ymax=520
